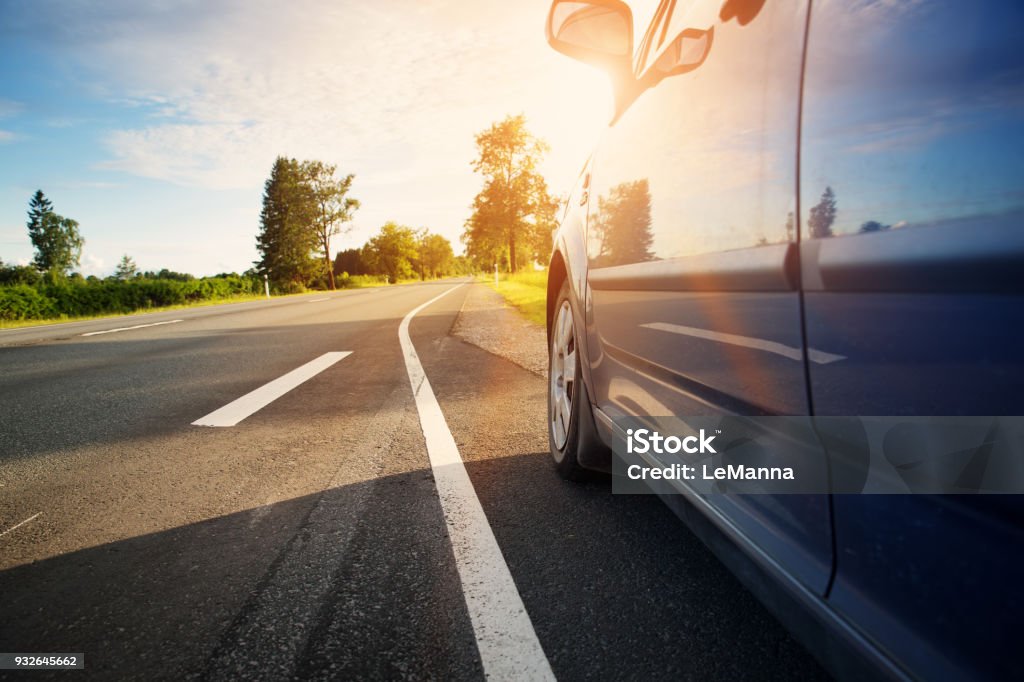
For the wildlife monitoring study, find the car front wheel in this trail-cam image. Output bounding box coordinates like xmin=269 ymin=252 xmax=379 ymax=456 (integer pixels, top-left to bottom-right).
xmin=548 ymin=279 xmax=589 ymax=479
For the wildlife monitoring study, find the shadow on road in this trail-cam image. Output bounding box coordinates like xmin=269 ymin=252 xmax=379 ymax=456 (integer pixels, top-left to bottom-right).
xmin=0 ymin=453 xmax=829 ymax=681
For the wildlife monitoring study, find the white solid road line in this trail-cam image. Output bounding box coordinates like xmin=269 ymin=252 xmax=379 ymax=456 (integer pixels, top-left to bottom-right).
xmin=192 ymin=351 xmax=352 ymax=427
xmin=641 ymin=321 xmax=847 ymax=365
xmin=307 ymin=297 xmax=330 ymax=302
xmin=81 ymin=319 xmax=184 ymax=337
xmin=0 ymin=512 xmax=41 ymax=539
xmin=399 ymin=284 xmax=556 ymax=682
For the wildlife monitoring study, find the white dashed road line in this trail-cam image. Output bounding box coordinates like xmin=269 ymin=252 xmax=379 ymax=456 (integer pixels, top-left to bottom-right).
xmin=0 ymin=512 xmax=41 ymax=539
xmin=399 ymin=284 xmax=555 ymax=681
xmin=192 ymin=351 xmax=352 ymax=427
xmin=81 ymin=319 xmax=184 ymax=337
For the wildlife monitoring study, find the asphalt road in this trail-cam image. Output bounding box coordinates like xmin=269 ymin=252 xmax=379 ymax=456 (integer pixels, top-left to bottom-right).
xmin=0 ymin=280 xmax=828 ymax=680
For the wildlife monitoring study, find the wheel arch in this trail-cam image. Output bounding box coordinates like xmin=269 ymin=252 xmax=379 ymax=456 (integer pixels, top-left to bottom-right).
xmin=547 ymin=250 xmax=568 ymax=347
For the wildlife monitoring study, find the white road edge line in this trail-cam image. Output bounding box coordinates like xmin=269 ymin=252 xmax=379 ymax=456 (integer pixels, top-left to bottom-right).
xmin=0 ymin=512 xmax=41 ymax=538
xmin=81 ymin=319 xmax=184 ymax=337
xmin=307 ymin=297 xmax=330 ymax=302
xmin=192 ymin=351 xmax=352 ymax=427
xmin=641 ymin=321 xmax=846 ymax=365
xmin=399 ymin=284 xmax=555 ymax=682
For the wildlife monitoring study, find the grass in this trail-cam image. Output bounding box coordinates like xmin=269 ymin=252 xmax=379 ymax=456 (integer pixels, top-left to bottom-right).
xmin=483 ymin=269 xmax=548 ymax=327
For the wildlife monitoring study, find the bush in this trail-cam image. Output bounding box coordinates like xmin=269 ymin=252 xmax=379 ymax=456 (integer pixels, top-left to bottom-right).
xmin=0 ymin=264 xmax=43 ymax=287
xmin=0 ymin=274 xmax=264 ymax=322
xmin=0 ymin=285 xmax=56 ymax=320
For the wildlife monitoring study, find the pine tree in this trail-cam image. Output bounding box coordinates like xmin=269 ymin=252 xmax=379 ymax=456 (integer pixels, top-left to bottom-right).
xmin=27 ymin=190 xmax=53 ymax=241
xmin=255 ymin=157 xmax=317 ymax=289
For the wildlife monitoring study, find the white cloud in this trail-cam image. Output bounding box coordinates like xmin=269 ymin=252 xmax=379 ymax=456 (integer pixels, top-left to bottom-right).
xmin=32 ymin=0 xmax=608 ymax=245
xmin=0 ymin=130 xmax=16 ymax=144
xmin=79 ymin=251 xmax=106 ymax=277
xmin=0 ymin=99 xmax=24 ymax=119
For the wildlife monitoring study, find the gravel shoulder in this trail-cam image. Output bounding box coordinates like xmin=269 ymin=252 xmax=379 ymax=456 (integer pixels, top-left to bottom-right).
xmin=451 ymin=282 xmax=547 ymax=377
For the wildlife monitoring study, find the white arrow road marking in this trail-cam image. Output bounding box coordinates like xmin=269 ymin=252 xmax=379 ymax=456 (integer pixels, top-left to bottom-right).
xmin=81 ymin=319 xmax=184 ymax=336
xmin=641 ymin=322 xmax=846 ymax=365
xmin=400 ymin=284 xmax=555 ymax=682
xmin=192 ymin=351 xmax=352 ymax=427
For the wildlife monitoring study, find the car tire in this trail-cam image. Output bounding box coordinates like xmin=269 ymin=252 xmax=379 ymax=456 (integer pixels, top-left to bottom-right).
xmin=548 ymin=278 xmax=590 ymax=480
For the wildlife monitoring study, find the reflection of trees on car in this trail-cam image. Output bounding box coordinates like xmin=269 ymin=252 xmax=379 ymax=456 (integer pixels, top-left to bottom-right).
xmin=807 ymin=185 xmax=837 ymax=238
xmin=591 ymin=179 xmax=654 ymax=266
xmin=859 ymin=220 xmax=891 ymax=234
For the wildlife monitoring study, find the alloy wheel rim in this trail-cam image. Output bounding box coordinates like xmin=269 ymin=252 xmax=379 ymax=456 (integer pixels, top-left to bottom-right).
xmin=550 ymin=300 xmax=576 ymax=450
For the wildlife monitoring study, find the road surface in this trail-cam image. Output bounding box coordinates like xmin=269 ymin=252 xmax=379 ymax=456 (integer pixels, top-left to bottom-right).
xmin=0 ymin=280 xmax=827 ymax=680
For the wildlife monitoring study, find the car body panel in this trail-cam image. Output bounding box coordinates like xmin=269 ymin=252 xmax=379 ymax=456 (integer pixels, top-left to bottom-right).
xmin=801 ymin=1 xmax=1024 ymax=678
xmin=545 ymin=0 xmax=1024 ymax=678
xmin=582 ymin=0 xmax=832 ymax=595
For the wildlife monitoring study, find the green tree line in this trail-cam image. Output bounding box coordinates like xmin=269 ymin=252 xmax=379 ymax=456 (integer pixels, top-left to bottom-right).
xmin=333 ymin=222 xmax=472 ymax=284
xmin=0 ymin=190 xmax=265 ymax=322
xmin=256 ymin=157 xmax=470 ymax=290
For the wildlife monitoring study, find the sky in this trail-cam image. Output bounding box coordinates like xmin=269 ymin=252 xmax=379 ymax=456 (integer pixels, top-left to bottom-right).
xmin=0 ymin=0 xmax=616 ymax=277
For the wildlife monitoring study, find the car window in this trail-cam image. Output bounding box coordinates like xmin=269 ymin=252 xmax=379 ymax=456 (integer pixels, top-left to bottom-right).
xmin=801 ymin=0 xmax=1024 ymax=240
xmin=591 ymin=0 xmax=805 ymax=265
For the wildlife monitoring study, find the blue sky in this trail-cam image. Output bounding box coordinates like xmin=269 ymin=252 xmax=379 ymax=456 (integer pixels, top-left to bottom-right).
xmin=0 ymin=0 xmax=610 ymax=276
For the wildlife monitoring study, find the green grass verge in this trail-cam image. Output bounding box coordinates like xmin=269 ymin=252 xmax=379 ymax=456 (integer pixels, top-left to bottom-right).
xmin=483 ymin=269 xmax=547 ymax=327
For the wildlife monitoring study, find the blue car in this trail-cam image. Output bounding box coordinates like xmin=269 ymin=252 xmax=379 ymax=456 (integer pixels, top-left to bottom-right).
xmin=543 ymin=1 xmax=1024 ymax=679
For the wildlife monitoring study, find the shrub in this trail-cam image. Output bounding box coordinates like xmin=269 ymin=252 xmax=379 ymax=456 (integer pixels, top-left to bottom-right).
xmin=0 ymin=274 xmax=264 ymax=321
xmin=0 ymin=285 xmax=56 ymax=320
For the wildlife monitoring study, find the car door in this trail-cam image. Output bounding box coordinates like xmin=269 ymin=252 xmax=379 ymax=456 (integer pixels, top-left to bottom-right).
xmin=585 ymin=0 xmax=832 ymax=594
xmin=801 ymin=1 xmax=1024 ymax=678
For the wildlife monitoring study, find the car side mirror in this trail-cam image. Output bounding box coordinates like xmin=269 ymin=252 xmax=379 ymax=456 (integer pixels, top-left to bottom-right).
xmin=545 ymin=0 xmax=633 ymax=75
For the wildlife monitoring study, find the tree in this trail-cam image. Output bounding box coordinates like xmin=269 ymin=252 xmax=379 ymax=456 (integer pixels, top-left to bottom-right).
xmin=463 ymin=181 xmax=512 ymax=270
xmin=590 ymin=179 xmax=654 ymax=266
xmin=530 ymin=191 xmax=560 ymax=264
xmin=115 ymin=254 xmax=139 ymax=280
xmin=333 ymin=248 xmax=367 ymax=277
xmin=255 ymin=157 xmax=318 ymax=290
xmin=27 ymin=190 xmax=52 ymax=239
xmin=464 ymin=114 xmax=557 ymax=272
xmin=417 ymin=232 xmax=455 ymax=279
xmin=0 ymin=259 xmax=42 ymax=286
xmin=364 ymin=222 xmax=418 ymax=282
xmin=26 ymin=191 xmax=83 ymax=275
xmin=302 ymin=161 xmax=359 ymax=290
xmin=808 ymin=186 xmax=837 ymax=239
